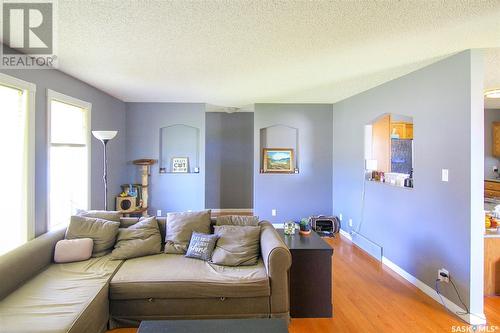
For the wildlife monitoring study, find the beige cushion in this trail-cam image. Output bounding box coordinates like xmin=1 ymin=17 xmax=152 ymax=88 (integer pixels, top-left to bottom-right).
xmin=216 ymin=215 xmax=259 ymax=226
xmin=164 ymin=210 xmax=211 ymax=254
xmin=77 ymin=209 xmax=122 ymax=222
xmin=110 ymin=253 xmax=270 ymax=300
xmin=66 ymin=215 xmax=120 ymax=257
xmin=0 ymin=255 xmax=123 ymax=333
xmin=111 ymin=216 xmax=162 ymax=260
xmin=54 ymin=238 xmax=94 ymax=263
xmin=211 ymin=225 xmax=261 ymax=266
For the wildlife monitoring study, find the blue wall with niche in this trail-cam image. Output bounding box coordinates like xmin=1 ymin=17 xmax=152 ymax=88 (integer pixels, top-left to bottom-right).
xmin=254 ymin=104 xmax=333 ymax=223
xmin=126 ymin=103 xmax=206 ymax=214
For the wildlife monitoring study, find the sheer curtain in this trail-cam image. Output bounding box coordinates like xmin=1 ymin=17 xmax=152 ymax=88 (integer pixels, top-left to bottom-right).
xmin=0 ymin=84 xmax=28 ymax=255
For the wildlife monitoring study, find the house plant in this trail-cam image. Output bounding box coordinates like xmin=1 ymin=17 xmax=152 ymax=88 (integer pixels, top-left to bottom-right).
xmin=299 ymin=218 xmax=312 ymax=235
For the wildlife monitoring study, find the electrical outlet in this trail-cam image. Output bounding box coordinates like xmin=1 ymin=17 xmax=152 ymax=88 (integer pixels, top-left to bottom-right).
xmin=271 ymin=209 xmax=277 ymax=217
xmin=438 ymin=268 xmax=449 ymax=283
xmin=348 ymin=218 xmax=353 ymax=227
xmin=441 ymin=169 xmax=449 ymax=182
xmin=339 ymin=213 xmax=343 ymax=221
xmin=156 ymin=210 xmax=162 ymax=217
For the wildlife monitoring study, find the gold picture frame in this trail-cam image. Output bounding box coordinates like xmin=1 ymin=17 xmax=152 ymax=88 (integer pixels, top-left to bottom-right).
xmin=262 ymin=148 xmax=294 ymax=173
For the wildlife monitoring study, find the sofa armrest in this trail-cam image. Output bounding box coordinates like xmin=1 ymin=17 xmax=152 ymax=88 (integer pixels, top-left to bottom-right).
xmin=260 ymin=221 xmax=292 ymax=316
xmin=0 ymin=227 xmax=66 ymax=300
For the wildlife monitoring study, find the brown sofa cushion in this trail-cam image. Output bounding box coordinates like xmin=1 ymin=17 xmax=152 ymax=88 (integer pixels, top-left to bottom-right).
xmin=109 ymin=253 xmax=270 ymax=300
xmin=211 ymin=225 xmax=261 ymax=266
xmin=77 ymin=210 xmax=122 ymax=222
xmin=0 ymin=256 xmax=122 ymax=333
xmin=66 ymin=216 xmax=120 ymax=257
xmin=164 ymin=210 xmax=211 ymax=254
xmin=216 ymin=215 xmax=259 ymax=226
xmin=111 ymin=216 xmax=162 ymax=260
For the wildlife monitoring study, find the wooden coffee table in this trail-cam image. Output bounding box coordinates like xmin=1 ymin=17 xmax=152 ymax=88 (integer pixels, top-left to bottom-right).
xmin=138 ymin=318 xmax=288 ymax=333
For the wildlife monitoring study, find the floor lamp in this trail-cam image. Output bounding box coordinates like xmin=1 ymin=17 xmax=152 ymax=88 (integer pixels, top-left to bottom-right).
xmin=92 ymin=130 xmax=118 ymax=210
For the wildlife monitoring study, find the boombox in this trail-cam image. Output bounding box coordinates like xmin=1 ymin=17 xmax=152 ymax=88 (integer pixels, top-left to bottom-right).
xmin=116 ymin=196 xmax=137 ymax=213
xmin=310 ymin=216 xmax=341 ymax=237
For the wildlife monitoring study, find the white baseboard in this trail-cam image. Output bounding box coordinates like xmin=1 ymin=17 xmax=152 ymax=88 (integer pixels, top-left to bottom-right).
xmin=339 ymin=228 xmax=352 ymax=240
xmin=381 ymin=256 xmax=486 ymax=325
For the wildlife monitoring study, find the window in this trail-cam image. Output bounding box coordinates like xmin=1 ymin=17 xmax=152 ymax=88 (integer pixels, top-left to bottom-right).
xmin=0 ymin=73 xmax=35 ymax=255
xmin=47 ymin=90 xmax=91 ymax=230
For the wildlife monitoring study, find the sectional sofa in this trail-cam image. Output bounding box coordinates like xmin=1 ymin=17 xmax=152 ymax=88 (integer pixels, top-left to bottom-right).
xmin=0 ymin=217 xmax=291 ymax=333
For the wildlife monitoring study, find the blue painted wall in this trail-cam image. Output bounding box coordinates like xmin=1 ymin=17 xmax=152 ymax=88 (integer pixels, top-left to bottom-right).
xmin=254 ymin=104 xmax=333 ymax=223
xmin=125 ymin=103 xmax=206 ymax=214
xmin=205 ymin=112 xmax=254 ymax=209
xmin=0 ymin=68 xmax=127 ymax=236
xmin=332 ymin=50 xmax=484 ymax=312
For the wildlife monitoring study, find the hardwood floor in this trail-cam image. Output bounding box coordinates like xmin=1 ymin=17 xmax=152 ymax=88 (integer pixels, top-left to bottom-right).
xmin=109 ymin=235 xmax=500 ymax=333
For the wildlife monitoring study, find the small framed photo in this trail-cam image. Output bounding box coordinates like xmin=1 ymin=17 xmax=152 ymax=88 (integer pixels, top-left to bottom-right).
xmin=263 ymin=148 xmax=294 ymax=173
xmin=171 ymin=157 xmax=189 ymax=173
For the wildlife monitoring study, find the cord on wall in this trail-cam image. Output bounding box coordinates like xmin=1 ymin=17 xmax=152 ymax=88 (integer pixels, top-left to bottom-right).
xmin=349 ymin=170 xmax=382 ymax=248
xmin=435 ymin=273 xmax=486 ymax=323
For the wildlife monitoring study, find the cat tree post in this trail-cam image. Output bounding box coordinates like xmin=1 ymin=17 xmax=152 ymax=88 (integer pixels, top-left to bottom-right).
xmin=132 ymin=159 xmax=156 ymax=217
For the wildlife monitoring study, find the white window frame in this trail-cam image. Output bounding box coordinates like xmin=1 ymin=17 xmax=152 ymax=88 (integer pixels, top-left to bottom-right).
xmin=0 ymin=73 xmax=36 ymax=241
xmin=46 ymin=89 xmax=92 ymax=230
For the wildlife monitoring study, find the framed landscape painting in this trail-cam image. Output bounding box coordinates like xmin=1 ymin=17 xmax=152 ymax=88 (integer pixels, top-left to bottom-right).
xmin=263 ymin=148 xmax=294 ymax=173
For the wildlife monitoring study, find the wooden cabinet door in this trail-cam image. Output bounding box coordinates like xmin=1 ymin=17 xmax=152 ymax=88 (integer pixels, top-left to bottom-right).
xmin=373 ymin=114 xmax=391 ymax=172
xmin=405 ymin=124 xmax=413 ymax=139
xmin=390 ymin=122 xmax=413 ymax=139
xmin=493 ymin=122 xmax=500 ymax=157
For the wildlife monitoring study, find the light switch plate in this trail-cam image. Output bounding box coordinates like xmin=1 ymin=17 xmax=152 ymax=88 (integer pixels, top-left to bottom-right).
xmin=271 ymin=209 xmax=277 ymax=217
xmin=441 ymin=169 xmax=449 ymax=182
xmin=339 ymin=213 xmax=343 ymax=221
xmin=156 ymin=210 xmax=162 ymax=217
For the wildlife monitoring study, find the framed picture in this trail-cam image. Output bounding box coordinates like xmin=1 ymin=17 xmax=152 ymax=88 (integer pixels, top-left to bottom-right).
xmin=171 ymin=157 xmax=189 ymax=173
xmin=262 ymin=148 xmax=294 ymax=173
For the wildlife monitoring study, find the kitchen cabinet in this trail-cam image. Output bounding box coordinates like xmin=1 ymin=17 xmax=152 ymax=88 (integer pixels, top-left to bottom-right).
xmin=391 ymin=122 xmax=413 ymax=139
xmin=372 ymin=114 xmax=391 ymax=173
xmin=493 ymin=122 xmax=500 ymax=157
xmin=485 ymin=237 xmax=500 ymax=296
xmin=485 ymin=180 xmax=500 ymax=199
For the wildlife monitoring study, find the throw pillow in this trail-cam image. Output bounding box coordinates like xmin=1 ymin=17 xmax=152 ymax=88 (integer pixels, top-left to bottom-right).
xmin=66 ymin=215 xmax=120 ymax=257
xmin=77 ymin=209 xmax=122 ymax=222
xmin=165 ymin=210 xmax=211 ymax=254
xmin=211 ymin=225 xmax=261 ymax=266
xmin=185 ymin=232 xmax=218 ymax=261
xmin=111 ymin=216 xmax=162 ymax=260
xmin=54 ymin=238 xmax=93 ymax=263
xmin=216 ymin=215 xmax=259 ymax=226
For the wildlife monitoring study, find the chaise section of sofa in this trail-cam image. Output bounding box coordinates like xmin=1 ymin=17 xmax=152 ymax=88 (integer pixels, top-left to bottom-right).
xmin=0 ymin=228 xmax=123 ymax=333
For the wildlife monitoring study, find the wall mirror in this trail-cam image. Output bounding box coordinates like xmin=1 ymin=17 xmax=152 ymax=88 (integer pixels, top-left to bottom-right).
xmin=364 ymin=113 xmax=414 ymax=188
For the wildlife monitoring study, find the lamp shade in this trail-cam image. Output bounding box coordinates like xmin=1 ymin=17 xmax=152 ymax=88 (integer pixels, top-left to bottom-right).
xmin=92 ymin=130 xmax=117 ymax=141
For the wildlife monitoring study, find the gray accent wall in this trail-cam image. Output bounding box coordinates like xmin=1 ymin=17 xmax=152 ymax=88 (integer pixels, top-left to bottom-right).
xmin=485 ymin=108 xmax=500 ymax=179
xmin=0 ymin=69 xmax=127 ymax=236
xmin=254 ymin=104 xmax=333 ymax=222
xmin=332 ymin=50 xmax=484 ymax=314
xmin=125 ymin=103 xmax=206 ymax=214
xmin=205 ymin=112 xmax=254 ymax=209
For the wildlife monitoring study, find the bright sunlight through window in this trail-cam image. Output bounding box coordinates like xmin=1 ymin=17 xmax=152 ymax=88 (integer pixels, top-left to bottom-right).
xmin=48 ymin=93 xmax=91 ymax=230
xmin=0 ymin=83 xmax=31 ymax=255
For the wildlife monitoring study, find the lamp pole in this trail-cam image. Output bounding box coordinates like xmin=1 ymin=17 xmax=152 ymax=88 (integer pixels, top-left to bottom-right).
xmin=92 ymin=131 xmax=118 ymax=211
xmin=101 ymin=139 xmax=110 ymax=210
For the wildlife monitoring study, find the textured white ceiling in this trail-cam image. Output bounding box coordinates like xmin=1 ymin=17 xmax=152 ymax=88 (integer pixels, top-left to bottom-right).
xmin=56 ymin=1 xmax=500 ymax=106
